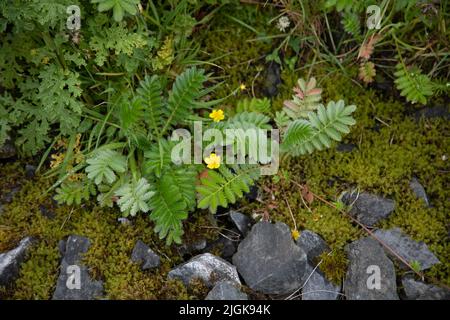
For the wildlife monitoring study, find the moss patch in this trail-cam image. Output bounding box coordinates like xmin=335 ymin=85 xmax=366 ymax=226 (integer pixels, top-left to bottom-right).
xmin=0 ymin=164 xmax=216 ymax=299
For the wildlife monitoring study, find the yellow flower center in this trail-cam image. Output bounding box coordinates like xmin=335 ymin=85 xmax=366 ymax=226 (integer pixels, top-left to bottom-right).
xmin=204 ymin=153 xmax=221 ymax=169
xmin=209 ymin=109 xmax=225 ymax=122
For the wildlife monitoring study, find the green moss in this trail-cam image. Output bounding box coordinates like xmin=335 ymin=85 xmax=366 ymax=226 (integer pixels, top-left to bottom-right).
xmin=317 ymin=250 xmax=348 ymax=285
xmin=240 ymin=70 xmax=449 ymax=286
xmin=198 ymin=4 xmax=275 ymax=104
xmin=0 ymin=163 xmax=217 ymax=299
xmin=1 ymin=4 xmax=448 ymax=298
xmin=12 ymin=243 xmax=60 ymax=299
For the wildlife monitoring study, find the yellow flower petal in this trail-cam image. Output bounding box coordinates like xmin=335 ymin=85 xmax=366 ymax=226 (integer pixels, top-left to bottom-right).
xmin=209 ymin=109 xmax=225 ymax=122
xmin=291 ymin=229 xmax=300 ymax=241
xmin=239 ymin=83 xmax=246 ymax=91
xmin=204 ymin=153 xmax=221 ymax=169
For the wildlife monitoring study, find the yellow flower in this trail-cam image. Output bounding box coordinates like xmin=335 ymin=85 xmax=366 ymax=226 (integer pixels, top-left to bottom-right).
xmin=204 ymin=153 xmax=221 ymax=169
xmin=291 ymin=229 xmax=300 ymax=241
xmin=239 ymin=83 xmax=246 ymax=91
xmin=209 ymin=109 xmax=225 ymax=122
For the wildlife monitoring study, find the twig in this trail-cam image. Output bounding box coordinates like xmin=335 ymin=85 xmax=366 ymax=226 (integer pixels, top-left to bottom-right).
xmin=290 ymin=179 xmax=424 ymax=279
xmin=60 ymin=207 xmax=74 ymax=230
xmin=283 ymin=195 xmax=297 ymax=231
xmin=285 ymin=250 xmax=334 ymax=300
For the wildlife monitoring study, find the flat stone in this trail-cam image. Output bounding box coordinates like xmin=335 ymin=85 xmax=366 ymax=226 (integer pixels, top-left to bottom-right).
xmin=344 ymin=237 xmax=399 ymax=300
xmin=373 ymin=228 xmax=440 ymax=270
xmin=297 ymin=230 xmax=330 ymax=262
xmin=302 ymin=263 xmax=341 ymax=300
xmin=52 ymin=235 xmax=104 ymax=300
xmin=0 ymin=237 xmax=34 ymax=286
xmin=342 ymin=190 xmax=395 ymax=226
xmin=402 ymin=276 xmax=450 ymax=300
xmin=205 ymin=281 xmax=248 ymax=300
xmin=168 ymin=253 xmax=240 ymax=288
xmin=131 ymin=240 xmax=160 ymax=270
xmin=232 ymin=221 xmax=308 ymax=295
xmin=229 ymin=211 xmax=252 ymax=236
xmin=409 ymin=178 xmax=430 ymax=207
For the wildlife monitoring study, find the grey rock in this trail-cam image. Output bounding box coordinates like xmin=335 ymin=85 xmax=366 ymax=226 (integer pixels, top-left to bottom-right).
xmin=229 ymin=211 xmax=252 ymax=237
xmin=409 ymin=178 xmax=430 ymax=207
xmin=168 ymin=253 xmax=240 ymax=288
xmin=0 ymin=237 xmax=34 ymax=286
xmin=373 ymin=228 xmax=440 ymax=270
xmin=413 ymin=105 xmax=450 ymax=121
xmin=52 ymin=235 xmax=104 ymax=300
xmin=204 ymin=233 xmax=237 ymax=260
xmin=263 ymin=61 xmax=281 ymax=97
xmin=297 ymin=230 xmax=330 ymax=262
xmin=25 ymin=164 xmax=36 ymax=179
xmin=337 ymin=143 xmax=356 ymax=153
xmin=232 ymin=221 xmax=308 ymax=295
xmin=205 ymin=281 xmax=248 ymax=300
xmin=342 ymin=190 xmax=395 ymax=226
xmin=0 ymin=135 xmax=17 ymax=159
xmin=191 ymin=239 xmax=207 ymax=252
xmin=302 ymin=263 xmax=341 ymax=300
xmin=178 ymin=239 xmax=208 ymax=257
xmin=344 ymin=237 xmax=399 ymax=300
xmin=244 ymin=185 xmax=259 ymax=202
xmin=58 ymin=239 xmax=66 ymax=256
xmin=131 ymin=240 xmax=160 ymax=270
xmin=402 ymin=276 xmax=450 ymax=300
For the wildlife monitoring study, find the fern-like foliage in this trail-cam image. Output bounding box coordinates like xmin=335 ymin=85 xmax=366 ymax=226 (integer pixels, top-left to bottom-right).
xmin=136 ymin=75 xmax=165 ymax=137
xmin=92 ymin=0 xmax=140 ymax=22
xmin=274 ymin=110 xmax=291 ymax=132
xmin=283 ymin=77 xmax=322 ymax=119
xmin=54 ymin=180 xmax=96 ymax=206
xmin=161 ymin=67 xmax=208 ymax=136
xmin=235 ymin=98 xmax=271 ymax=114
xmin=281 ymin=100 xmax=356 ymax=156
xmin=342 ymin=11 xmax=360 ymax=36
xmin=149 ymin=168 xmax=195 ymax=245
xmin=282 ymin=120 xmax=314 ymax=149
xmin=115 ymin=177 xmax=154 ymax=217
xmin=118 ymin=96 xmax=149 ymax=148
xmin=226 ymin=111 xmax=272 ymax=130
xmin=85 ymin=149 xmax=127 ymax=185
xmin=144 ymin=139 xmax=175 ymax=177
xmin=197 ymin=165 xmax=261 ymax=214
xmin=394 ymin=63 xmax=434 ymax=105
